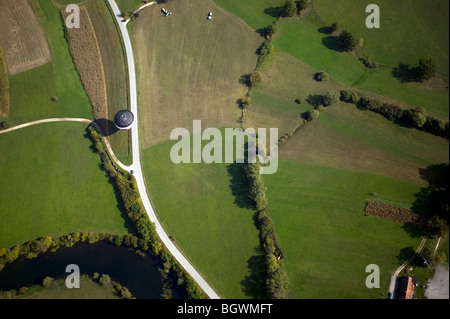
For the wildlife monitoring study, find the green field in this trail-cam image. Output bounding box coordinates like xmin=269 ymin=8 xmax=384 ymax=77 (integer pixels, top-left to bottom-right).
xmin=17 ymin=275 xmax=122 ymax=299
xmin=0 ymin=122 xmax=131 ymax=249
xmin=132 ymin=0 xmax=261 ymax=148
xmin=265 ymin=159 xmax=424 ymax=298
xmin=142 ymin=138 xmax=263 ymax=299
xmin=7 ymin=0 xmax=94 ymax=124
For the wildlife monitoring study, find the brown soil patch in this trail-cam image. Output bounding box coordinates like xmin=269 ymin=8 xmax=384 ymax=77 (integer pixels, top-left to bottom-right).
xmin=62 ymin=6 xmax=107 ymax=120
xmin=365 ymin=199 xmax=423 ymax=225
xmin=0 ymin=0 xmax=52 ymax=75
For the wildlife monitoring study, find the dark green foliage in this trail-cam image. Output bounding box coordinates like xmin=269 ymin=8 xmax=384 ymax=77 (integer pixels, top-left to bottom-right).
xmin=338 ymin=30 xmax=358 ymax=52
xmin=339 ymin=90 xmax=359 ymax=104
xmin=258 ymin=42 xmax=274 ymax=56
xmin=296 ymin=0 xmax=309 ymax=12
xmin=306 ymin=109 xmax=320 ymax=121
xmin=1 ymin=119 xmax=12 ymax=129
xmin=314 ymin=71 xmax=328 ymax=82
xmin=356 ymin=96 xmax=448 ymax=138
xmin=282 ymin=0 xmax=297 ymax=17
xmin=330 ymin=22 xmax=340 ymax=32
xmin=265 ymin=23 xmax=277 ymax=37
xmin=249 ymin=71 xmax=263 ymax=88
xmin=413 ymin=58 xmax=437 ymax=82
xmin=322 ymin=90 xmax=339 ymax=106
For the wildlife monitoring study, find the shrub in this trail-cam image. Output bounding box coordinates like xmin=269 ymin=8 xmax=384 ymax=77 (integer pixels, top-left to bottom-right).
xmin=239 ymin=97 xmax=252 ymax=109
xmin=323 ymin=90 xmax=339 ymax=106
xmin=314 ymin=71 xmax=328 ymax=82
xmin=265 ymin=23 xmax=277 ymax=37
xmin=413 ymin=58 xmax=437 ymax=82
xmin=282 ymin=0 xmax=297 ymax=17
xmin=330 ymin=22 xmax=340 ymax=33
xmin=296 ymin=0 xmax=309 ymax=12
xmin=1 ymin=119 xmax=12 ymax=129
xmin=259 ymin=42 xmax=274 ymax=56
xmin=307 ymin=109 xmax=320 ymax=121
xmin=338 ymin=30 xmax=358 ymax=52
xmin=249 ymin=71 xmax=262 ymax=88
xmin=340 ymin=90 xmax=359 ymax=104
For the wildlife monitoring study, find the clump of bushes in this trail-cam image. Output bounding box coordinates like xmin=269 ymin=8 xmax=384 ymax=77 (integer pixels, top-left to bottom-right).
xmin=339 ymin=90 xmax=359 ymax=104
xmin=339 ymin=93 xmax=449 ymax=138
xmin=322 ymin=90 xmax=339 ymax=106
xmin=248 ymin=71 xmax=262 ymax=88
xmin=1 ymin=119 xmax=12 ymax=129
xmin=314 ymin=71 xmax=328 ymax=82
xmin=306 ymin=109 xmax=320 ymax=121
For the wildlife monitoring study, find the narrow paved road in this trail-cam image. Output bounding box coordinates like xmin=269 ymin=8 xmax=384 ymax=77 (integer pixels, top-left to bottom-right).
xmin=107 ymin=0 xmax=221 ymax=299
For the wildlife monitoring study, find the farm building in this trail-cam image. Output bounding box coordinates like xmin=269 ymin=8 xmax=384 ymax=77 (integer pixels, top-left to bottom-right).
xmin=114 ymin=110 xmax=134 ymax=130
xmin=394 ymin=276 xmax=418 ymax=299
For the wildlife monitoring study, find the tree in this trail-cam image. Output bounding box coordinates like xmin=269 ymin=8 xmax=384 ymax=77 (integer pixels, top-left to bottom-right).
xmin=239 ymin=96 xmax=252 ymax=109
xmin=259 ymin=42 xmax=274 ymax=56
xmin=99 ymin=274 xmax=111 ymax=286
xmin=282 ymin=0 xmax=297 ymax=17
xmin=249 ymin=71 xmax=262 ymax=88
xmin=338 ymin=30 xmax=358 ymax=52
xmin=411 ymin=107 xmax=427 ymax=128
xmin=42 ymin=276 xmax=54 ymax=288
xmin=413 ymin=58 xmax=437 ymax=82
xmin=296 ymin=0 xmax=309 ymax=12
xmin=323 ymin=90 xmax=339 ymax=106
xmin=330 ymin=22 xmax=340 ymax=33
xmin=314 ymin=71 xmax=328 ymax=82
xmin=306 ymin=109 xmax=320 ymax=121
xmin=265 ymin=23 xmax=277 ymax=37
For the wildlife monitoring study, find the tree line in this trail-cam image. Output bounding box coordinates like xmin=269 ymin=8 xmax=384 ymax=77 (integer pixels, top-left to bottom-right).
xmin=245 ymin=161 xmax=289 ymax=299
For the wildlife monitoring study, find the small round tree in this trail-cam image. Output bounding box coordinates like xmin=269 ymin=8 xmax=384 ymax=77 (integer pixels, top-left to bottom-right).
xmin=282 ymin=0 xmax=297 ymax=17
xmin=249 ymin=71 xmax=262 ymax=88
xmin=314 ymin=71 xmax=328 ymax=82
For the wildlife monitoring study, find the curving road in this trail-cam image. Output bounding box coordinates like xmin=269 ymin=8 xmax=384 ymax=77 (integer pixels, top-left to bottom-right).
xmin=107 ymin=0 xmax=221 ymax=299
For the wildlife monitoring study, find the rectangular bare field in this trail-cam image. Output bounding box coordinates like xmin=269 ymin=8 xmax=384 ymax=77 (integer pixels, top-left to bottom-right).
xmin=0 ymin=0 xmax=52 ymax=75
xmin=62 ymin=6 xmax=107 ymax=120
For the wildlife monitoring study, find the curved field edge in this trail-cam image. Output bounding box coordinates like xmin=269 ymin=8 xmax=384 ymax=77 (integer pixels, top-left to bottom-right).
xmin=0 ymin=121 xmax=131 ymax=249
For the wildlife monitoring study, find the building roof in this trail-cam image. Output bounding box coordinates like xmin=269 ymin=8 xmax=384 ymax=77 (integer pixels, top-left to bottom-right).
xmin=114 ymin=110 xmax=134 ymax=128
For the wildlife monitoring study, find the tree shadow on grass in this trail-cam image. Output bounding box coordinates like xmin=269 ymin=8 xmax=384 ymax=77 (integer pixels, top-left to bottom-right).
xmin=392 ymin=63 xmax=416 ymax=83
xmin=227 ymin=162 xmax=254 ymax=210
xmin=240 ymin=249 xmax=267 ymax=298
xmin=306 ymin=94 xmax=324 ymax=107
xmin=95 ymin=118 xmax=119 ymax=137
xmin=321 ymin=35 xmax=345 ymax=52
xmin=263 ymin=7 xmax=282 ymax=19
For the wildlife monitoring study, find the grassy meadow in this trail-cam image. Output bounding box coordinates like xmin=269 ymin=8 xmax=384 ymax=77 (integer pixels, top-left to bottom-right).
xmin=132 ymin=0 xmax=261 ymax=148
xmin=7 ymin=0 xmax=94 ymax=124
xmin=264 ymin=159 xmax=424 ymax=298
xmin=0 ymin=122 xmax=131 ymax=249
xmin=142 ymin=138 xmax=264 ymax=299
xmin=130 ymin=0 xmax=448 ymax=298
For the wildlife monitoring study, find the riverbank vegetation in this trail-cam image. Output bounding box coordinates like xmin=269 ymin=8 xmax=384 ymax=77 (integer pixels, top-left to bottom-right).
xmin=0 ymin=273 xmax=133 ymax=299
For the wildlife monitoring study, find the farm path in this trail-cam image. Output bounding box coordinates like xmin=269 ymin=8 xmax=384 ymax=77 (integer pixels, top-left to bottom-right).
xmin=107 ymin=0 xmax=221 ymax=299
xmin=388 ymin=237 xmax=427 ymax=297
xmin=0 ymin=117 xmax=129 ymax=171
